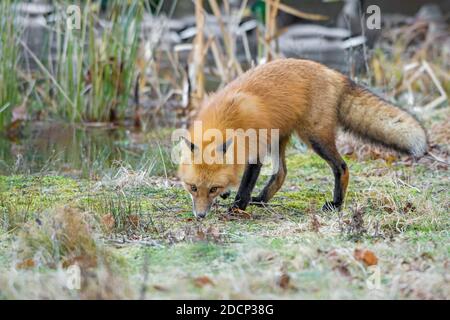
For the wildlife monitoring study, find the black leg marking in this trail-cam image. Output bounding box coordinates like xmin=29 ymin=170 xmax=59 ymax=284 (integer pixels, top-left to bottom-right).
xmin=231 ymin=162 xmax=262 ymax=211
xmin=251 ymin=174 xmax=277 ymax=204
xmin=251 ymin=138 xmax=288 ymax=205
xmin=251 ymin=159 xmax=287 ymax=205
xmin=310 ymin=139 xmax=348 ymax=211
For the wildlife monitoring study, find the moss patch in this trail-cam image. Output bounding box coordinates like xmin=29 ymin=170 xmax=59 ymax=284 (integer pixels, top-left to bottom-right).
xmin=0 ymin=146 xmax=448 ymax=299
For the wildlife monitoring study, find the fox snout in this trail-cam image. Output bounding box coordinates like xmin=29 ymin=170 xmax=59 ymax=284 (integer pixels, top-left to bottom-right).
xmin=195 ymin=211 xmax=207 ymax=219
xmin=191 ymin=197 xmax=213 ymax=219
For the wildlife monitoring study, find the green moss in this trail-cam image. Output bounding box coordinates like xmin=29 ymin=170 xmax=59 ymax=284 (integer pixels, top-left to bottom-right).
xmin=0 ymin=145 xmax=448 ymax=298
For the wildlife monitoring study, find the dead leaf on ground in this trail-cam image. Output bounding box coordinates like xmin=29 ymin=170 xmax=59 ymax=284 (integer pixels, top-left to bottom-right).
xmin=354 ymin=248 xmax=378 ymax=266
xmin=402 ymin=202 xmax=416 ymax=213
xmin=153 ymin=284 xmax=169 ymax=292
xmin=101 ymin=213 xmax=115 ymax=232
xmin=221 ymin=208 xmax=252 ymax=221
xmin=16 ymin=258 xmax=35 ymax=269
xmin=193 ymin=276 xmax=215 ymax=288
xmin=276 ymin=272 xmax=291 ymax=290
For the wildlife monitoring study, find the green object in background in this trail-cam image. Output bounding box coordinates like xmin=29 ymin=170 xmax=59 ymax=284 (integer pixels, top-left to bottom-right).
xmin=100 ymin=0 xmax=108 ymax=12
xmin=252 ymin=0 xmax=266 ymax=63
xmin=252 ymin=0 xmax=266 ymax=24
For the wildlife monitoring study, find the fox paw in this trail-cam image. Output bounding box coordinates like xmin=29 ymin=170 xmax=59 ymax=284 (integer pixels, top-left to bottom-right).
xmin=250 ymin=196 xmax=266 ymax=206
xmin=322 ymin=201 xmax=341 ymax=212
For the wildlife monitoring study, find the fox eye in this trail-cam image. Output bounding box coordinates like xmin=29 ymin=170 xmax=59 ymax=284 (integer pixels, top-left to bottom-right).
xmin=191 ymin=185 xmax=197 ymax=192
xmin=209 ymin=187 xmax=218 ymax=194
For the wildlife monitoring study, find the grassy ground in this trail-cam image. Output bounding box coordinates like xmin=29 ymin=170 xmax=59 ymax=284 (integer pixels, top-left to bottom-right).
xmin=0 ymin=0 xmax=448 ymax=300
xmin=0 ymin=110 xmax=448 ymax=299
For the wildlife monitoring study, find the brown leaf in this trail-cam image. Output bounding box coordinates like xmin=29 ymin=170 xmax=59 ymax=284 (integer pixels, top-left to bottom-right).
xmin=101 ymin=213 xmax=115 ymax=232
xmin=193 ymin=276 xmax=214 ymax=288
xmin=153 ymin=284 xmax=169 ymax=292
xmin=6 ymin=119 xmax=24 ymax=140
xmin=354 ymin=248 xmax=378 ymax=266
xmin=16 ymin=258 xmax=35 ymax=269
xmin=276 ymin=272 xmax=291 ymax=290
xmin=402 ymin=202 xmax=416 ymax=213
xmin=224 ymin=207 xmax=252 ymax=220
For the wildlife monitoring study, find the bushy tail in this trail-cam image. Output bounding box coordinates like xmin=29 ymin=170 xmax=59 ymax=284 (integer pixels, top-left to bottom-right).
xmin=338 ymin=83 xmax=427 ymax=157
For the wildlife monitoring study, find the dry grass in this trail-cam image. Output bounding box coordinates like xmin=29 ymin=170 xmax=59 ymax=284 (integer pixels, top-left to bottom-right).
xmin=15 ymin=207 xmax=101 ymax=269
xmin=0 ymin=109 xmax=448 ymax=299
xmin=0 ymin=3 xmax=448 ymax=298
xmin=0 ymin=206 xmax=135 ymax=299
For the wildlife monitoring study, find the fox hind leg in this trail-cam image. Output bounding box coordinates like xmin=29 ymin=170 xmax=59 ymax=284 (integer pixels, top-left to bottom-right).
xmin=309 ymin=137 xmax=349 ymax=211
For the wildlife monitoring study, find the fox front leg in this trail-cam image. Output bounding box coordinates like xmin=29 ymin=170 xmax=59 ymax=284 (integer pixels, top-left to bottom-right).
xmin=229 ymin=162 xmax=262 ymax=212
xmin=251 ymin=138 xmax=288 ymax=205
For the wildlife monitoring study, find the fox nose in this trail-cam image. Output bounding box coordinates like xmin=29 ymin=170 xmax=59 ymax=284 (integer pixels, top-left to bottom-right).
xmin=195 ymin=212 xmax=207 ymax=219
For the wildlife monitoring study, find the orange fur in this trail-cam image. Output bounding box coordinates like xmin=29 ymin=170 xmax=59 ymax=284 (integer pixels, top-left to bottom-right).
xmin=179 ymin=58 xmax=427 ymax=217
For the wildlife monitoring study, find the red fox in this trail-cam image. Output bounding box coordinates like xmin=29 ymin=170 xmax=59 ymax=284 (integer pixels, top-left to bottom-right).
xmin=178 ymin=59 xmax=427 ymax=218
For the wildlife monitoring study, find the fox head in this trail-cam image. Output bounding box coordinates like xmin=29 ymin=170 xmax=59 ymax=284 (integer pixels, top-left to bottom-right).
xmin=178 ymin=137 xmax=242 ymax=218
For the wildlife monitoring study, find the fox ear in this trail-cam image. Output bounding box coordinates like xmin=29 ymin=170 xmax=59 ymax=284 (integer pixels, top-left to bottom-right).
xmin=181 ymin=136 xmax=198 ymax=153
xmin=217 ymin=137 xmax=233 ymax=154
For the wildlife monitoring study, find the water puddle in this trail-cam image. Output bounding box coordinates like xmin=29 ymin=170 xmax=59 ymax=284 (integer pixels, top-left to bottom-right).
xmin=0 ymin=122 xmax=176 ymax=178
